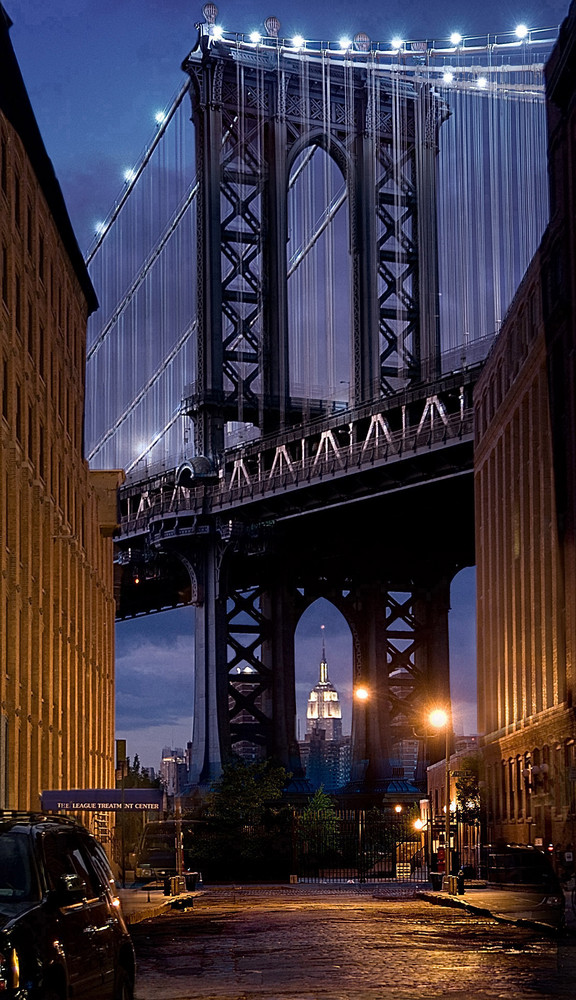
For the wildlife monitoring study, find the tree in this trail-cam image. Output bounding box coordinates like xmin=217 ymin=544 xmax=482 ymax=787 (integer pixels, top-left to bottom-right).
xmin=454 ymin=754 xmax=481 ymax=825
xmin=194 ymin=758 xmax=292 ymax=879
xmin=205 ymin=757 xmax=290 ymax=826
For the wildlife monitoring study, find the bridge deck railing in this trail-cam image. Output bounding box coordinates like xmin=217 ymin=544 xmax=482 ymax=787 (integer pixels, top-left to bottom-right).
xmin=118 ymin=403 xmax=475 ymax=537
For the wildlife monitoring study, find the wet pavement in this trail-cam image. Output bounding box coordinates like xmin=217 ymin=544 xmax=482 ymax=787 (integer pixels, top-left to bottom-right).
xmin=127 ymin=884 xmax=576 ymax=1000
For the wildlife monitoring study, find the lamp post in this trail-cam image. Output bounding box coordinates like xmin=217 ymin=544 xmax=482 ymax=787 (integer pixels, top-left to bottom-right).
xmin=429 ymin=708 xmax=452 ymax=882
xmin=414 ymin=817 xmax=430 ymax=877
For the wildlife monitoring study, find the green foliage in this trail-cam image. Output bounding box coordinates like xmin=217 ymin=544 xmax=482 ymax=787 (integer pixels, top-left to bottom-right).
xmin=297 ymin=788 xmax=340 ymax=855
xmin=205 ymin=757 xmax=290 ymax=826
xmin=119 ymin=754 xmax=161 ymax=789
xmin=454 ymin=754 xmax=481 ymax=824
xmin=192 ymin=758 xmax=293 ymax=880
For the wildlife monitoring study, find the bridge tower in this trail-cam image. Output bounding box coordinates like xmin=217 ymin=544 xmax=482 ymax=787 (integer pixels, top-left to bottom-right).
xmin=172 ymin=10 xmax=457 ymax=789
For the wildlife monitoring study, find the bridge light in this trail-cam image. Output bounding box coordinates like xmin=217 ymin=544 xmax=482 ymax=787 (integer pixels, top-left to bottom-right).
xmin=154 ymin=110 xmax=167 ymax=125
xmin=212 ymin=25 xmax=224 ymax=41
xmin=515 ymin=24 xmax=529 ymax=39
xmin=123 ymin=168 xmax=136 ymax=183
xmin=443 ymin=70 xmax=454 ymax=83
xmin=292 ymin=34 xmax=305 ymax=50
xmin=339 ymin=36 xmax=352 ymax=50
xmin=249 ymin=31 xmax=261 ymax=44
xmin=391 ymin=36 xmax=404 ymax=51
xmin=95 ymin=221 xmax=107 ymax=236
xmin=477 ymin=76 xmax=488 ymax=88
xmin=450 ymin=32 xmax=462 ymax=46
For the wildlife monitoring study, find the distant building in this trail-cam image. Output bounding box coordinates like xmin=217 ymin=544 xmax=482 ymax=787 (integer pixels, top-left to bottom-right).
xmin=160 ymin=747 xmax=187 ymax=796
xmin=228 ymin=666 xmax=266 ymax=763
xmin=391 ymin=739 xmax=420 ymax=782
xmin=299 ymin=637 xmax=351 ymax=791
xmin=426 ymin=744 xmax=480 ymax=874
xmin=306 ymin=642 xmax=343 ymax=742
xmin=0 ymin=5 xmax=122 ymax=809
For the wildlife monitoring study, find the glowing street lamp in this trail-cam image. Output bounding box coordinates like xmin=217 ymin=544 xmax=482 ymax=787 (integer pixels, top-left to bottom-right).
xmin=429 ymin=708 xmax=452 ymax=885
xmin=354 ymin=685 xmax=370 ymax=701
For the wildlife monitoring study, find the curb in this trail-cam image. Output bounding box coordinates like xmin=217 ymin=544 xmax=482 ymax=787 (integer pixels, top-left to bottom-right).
xmin=416 ymin=890 xmax=568 ymax=935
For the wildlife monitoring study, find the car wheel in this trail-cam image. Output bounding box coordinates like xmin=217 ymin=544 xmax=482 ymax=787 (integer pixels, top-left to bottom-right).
xmin=114 ymin=966 xmax=134 ymax=1000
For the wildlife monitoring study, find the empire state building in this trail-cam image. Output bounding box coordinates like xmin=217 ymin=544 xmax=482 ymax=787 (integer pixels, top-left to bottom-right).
xmin=306 ymin=642 xmax=343 ymax=742
xmin=301 ymin=630 xmax=350 ymax=790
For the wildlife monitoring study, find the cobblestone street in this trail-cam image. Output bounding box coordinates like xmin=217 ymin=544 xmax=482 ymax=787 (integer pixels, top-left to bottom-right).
xmin=130 ymin=887 xmax=576 ymax=1000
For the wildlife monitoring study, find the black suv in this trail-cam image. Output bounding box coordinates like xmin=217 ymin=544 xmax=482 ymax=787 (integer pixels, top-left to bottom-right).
xmin=0 ymin=812 xmax=135 ymax=998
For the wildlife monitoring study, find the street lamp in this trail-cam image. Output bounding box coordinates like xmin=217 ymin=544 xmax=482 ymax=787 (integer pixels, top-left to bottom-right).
xmin=429 ymin=708 xmax=452 ymax=882
xmin=414 ymin=816 xmax=430 ymax=876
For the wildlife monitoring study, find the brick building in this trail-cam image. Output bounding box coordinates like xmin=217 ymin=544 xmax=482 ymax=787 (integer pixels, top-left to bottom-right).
xmin=0 ymin=5 xmax=122 ymax=809
xmin=475 ymin=3 xmax=576 ymax=848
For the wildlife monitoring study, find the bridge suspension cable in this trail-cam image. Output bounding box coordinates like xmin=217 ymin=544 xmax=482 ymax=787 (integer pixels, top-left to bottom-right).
xmin=85 ymin=30 xmax=552 ymax=478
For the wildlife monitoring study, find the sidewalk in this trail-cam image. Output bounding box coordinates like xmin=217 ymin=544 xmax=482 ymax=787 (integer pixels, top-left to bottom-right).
xmin=118 ymin=885 xmax=202 ymax=925
xmin=416 ymin=883 xmax=575 ymax=933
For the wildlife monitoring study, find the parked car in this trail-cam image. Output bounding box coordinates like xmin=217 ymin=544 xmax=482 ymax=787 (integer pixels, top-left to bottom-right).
xmin=480 ymin=843 xmax=565 ymax=929
xmin=134 ymin=819 xmax=201 ymax=882
xmin=0 ymin=810 xmax=135 ymax=998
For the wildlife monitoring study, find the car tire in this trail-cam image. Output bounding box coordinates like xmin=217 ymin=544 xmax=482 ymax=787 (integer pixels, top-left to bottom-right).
xmin=114 ymin=966 xmax=135 ymax=1000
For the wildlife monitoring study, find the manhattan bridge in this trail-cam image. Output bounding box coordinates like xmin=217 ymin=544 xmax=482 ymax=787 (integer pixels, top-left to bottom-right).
xmin=84 ymin=6 xmax=556 ymax=790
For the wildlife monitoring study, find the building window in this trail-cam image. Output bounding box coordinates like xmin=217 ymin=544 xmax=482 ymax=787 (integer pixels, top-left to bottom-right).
xmin=1 ymin=245 xmax=7 ymax=306
xmin=38 ymin=234 xmax=44 ymax=283
xmin=27 ymin=203 xmax=33 ymax=255
xmin=27 ymin=403 xmax=33 ymax=460
xmin=38 ymin=323 xmax=45 ymax=381
xmin=1 ymin=357 xmax=7 ymax=420
xmin=38 ymin=424 xmax=45 ymax=480
xmin=13 ymin=172 xmax=21 ymax=231
xmin=0 ymin=136 xmax=6 ymax=194
xmin=15 ymin=383 xmax=21 ymax=443
xmin=27 ymin=300 xmax=34 ymax=357
xmin=15 ymin=273 xmax=21 ymax=335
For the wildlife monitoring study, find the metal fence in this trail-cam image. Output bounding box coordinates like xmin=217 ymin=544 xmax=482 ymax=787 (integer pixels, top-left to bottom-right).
xmin=293 ymin=808 xmax=428 ymax=883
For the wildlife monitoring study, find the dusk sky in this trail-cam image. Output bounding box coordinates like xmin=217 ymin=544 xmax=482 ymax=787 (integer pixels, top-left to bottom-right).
xmin=6 ymin=0 xmax=568 ymax=768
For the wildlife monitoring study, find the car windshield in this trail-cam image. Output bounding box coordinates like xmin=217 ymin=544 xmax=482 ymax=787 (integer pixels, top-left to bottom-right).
xmin=0 ymin=829 xmax=40 ymax=901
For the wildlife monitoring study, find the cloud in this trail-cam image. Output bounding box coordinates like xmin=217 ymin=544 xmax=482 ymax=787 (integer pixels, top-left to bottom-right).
xmin=115 ymin=613 xmax=194 ymax=748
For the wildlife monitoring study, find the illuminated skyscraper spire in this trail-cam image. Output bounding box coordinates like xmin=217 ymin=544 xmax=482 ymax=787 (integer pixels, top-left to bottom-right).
xmin=306 ymin=626 xmax=343 ymax=740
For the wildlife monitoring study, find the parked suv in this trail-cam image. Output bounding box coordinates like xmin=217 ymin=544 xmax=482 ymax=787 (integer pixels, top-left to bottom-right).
xmin=480 ymin=843 xmax=565 ymax=929
xmin=0 ymin=811 xmax=135 ymax=998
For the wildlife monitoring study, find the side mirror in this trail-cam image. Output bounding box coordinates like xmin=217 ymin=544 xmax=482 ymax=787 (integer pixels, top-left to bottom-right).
xmin=57 ymin=873 xmax=87 ymax=903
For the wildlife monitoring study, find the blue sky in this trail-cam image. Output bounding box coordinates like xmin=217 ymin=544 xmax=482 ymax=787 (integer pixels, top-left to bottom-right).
xmin=6 ymin=0 xmax=566 ymax=768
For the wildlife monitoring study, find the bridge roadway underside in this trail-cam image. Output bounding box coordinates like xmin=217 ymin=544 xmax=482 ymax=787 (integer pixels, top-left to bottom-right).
xmin=115 ymin=453 xmax=475 ymax=787
xmin=116 ymin=446 xmax=475 ymax=620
